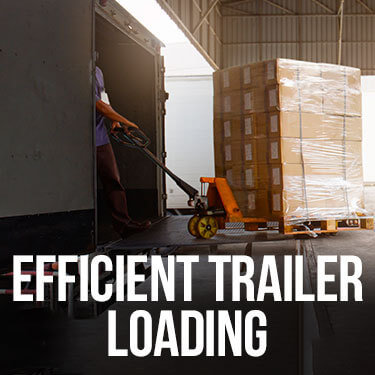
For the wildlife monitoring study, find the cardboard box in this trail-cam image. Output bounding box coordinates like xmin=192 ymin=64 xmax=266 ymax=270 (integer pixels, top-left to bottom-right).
xmin=268 ymin=161 xmax=365 ymax=220
xmin=213 ymin=94 xmax=221 ymax=118
xmin=214 ymin=114 xmax=267 ymax=143
xmin=270 ymin=185 xmax=365 ymax=221
xmin=345 ymin=116 xmax=362 ymax=141
xmin=242 ymin=88 xmax=266 ymax=114
xmin=262 ymin=59 xmax=361 ymax=90
xmin=242 ymin=138 xmax=268 ymax=163
xmin=233 ymin=189 xmax=270 ymax=218
xmin=255 ymin=112 xmax=361 ymax=140
xmin=224 ymin=162 xmax=271 ymax=190
xmin=268 ymin=139 xmax=363 ymax=165
xmin=266 ymin=84 xmax=324 ymax=113
xmin=242 ymin=61 xmax=266 ymax=89
xmin=213 ymin=66 xmax=242 ymax=94
xmin=241 ymin=163 xmax=270 ymax=189
xmin=214 ymin=116 xmax=242 ymax=142
xmin=268 ymin=138 xmax=302 ymax=164
xmin=321 ymin=64 xmax=361 ymax=91
xmin=302 ymin=139 xmax=363 ymax=166
xmin=221 ymin=91 xmax=242 ymax=117
xmin=222 ymin=141 xmax=242 ymax=164
xmin=214 ymin=90 xmax=242 ymax=118
xmin=265 ymin=112 xmax=322 ymax=138
xmin=213 ymin=70 xmax=220 ymax=94
xmin=323 ymin=90 xmax=362 ymax=116
xmin=269 ymin=163 xmax=364 ymax=190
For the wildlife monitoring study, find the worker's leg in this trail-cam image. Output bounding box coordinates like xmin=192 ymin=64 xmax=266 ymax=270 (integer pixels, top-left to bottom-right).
xmin=96 ymin=143 xmax=131 ymax=234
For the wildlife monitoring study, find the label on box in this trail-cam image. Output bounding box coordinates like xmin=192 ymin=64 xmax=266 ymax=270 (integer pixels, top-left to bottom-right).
xmin=273 ymin=193 xmax=281 ymax=211
xmin=272 ymin=167 xmax=281 ymax=185
xmin=224 ymin=121 xmax=231 ymax=137
xmin=244 ymin=92 xmax=252 ymax=110
xmin=225 ymin=144 xmax=232 ymax=161
xmin=223 ymin=71 xmax=230 ymax=88
xmin=267 ymin=61 xmax=276 ymax=81
xmin=245 ymin=168 xmax=254 ymax=187
xmin=248 ymin=192 xmax=256 ymax=210
xmin=270 ymin=114 xmax=278 ymax=133
xmin=243 ymin=67 xmax=251 ymax=85
xmin=226 ymin=169 xmax=233 ymax=184
xmin=269 ymin=89 xmax=277 ymax=107
xmin=224 ymin=96 xmax=231 ymax=112
xmin=244 ymin=117 xmax=253 ymax=135
xmin=245 ymin=143 xmax=253 ymax=161
xmin=271 ymin=141 xmax=279 ymax=160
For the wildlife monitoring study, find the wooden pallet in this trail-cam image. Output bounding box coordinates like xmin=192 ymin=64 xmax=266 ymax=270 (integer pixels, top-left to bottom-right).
xmin=240 ymin=217 xmax=374 ymax=235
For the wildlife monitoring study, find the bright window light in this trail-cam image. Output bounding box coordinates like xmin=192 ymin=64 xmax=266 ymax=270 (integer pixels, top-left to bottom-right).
xmin=116 ymin=0 xmax=213 ymax=76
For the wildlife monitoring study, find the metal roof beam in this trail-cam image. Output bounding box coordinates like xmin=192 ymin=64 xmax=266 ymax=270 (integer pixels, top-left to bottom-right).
xmin=355 ymin=0 xmax=374 ymax=13
xmin=221 ymin=4 xmax=254 ymax=14
xmin=193 ymin=0 xmax=222 ymax=18
xmin=222 ymin=12 xmax=372 ymax=16
xmin=223 ymin=0 xmax=254 ymax=6
xmin=310 ymin=0 xmax=335 ymax=13
xmin=156 ymin=0 xmax=219 ymax=70
xmin=193 ymin=0 xmax=220 ymax=34
xmin=261 ymin=0 xmax=295 ymax=14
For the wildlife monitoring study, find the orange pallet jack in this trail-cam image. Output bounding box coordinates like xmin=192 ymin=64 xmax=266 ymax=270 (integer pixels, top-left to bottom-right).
xmin=113 ymin=127 xmax=374 ymax=239
xmin=188 ymin=177 xmax=374 ymax=239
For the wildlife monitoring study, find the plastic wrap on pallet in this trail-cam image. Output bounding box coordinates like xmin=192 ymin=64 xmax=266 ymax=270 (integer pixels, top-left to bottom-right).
xmin=213 ymin=58 xmax=370 ymax=224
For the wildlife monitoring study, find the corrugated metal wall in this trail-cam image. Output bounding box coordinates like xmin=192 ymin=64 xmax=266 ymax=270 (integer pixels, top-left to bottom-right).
xmin=157 ymin=0 xmax=375 ymax=74
xmin=222 ymin=0 xmax=375 ymax=74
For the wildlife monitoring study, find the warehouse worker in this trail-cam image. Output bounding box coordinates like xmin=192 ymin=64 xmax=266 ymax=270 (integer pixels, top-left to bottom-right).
xmin=95 ymin=66 xmax=151 ymax=237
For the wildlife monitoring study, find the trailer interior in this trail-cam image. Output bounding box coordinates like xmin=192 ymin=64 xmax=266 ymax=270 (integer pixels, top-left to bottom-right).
xmin=95 ymin=13 xmax=165 ymax=243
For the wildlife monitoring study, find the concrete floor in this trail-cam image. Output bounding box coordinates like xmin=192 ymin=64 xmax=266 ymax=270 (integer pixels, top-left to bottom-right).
xmin=311 ymin=230 xmax=375 ymax=375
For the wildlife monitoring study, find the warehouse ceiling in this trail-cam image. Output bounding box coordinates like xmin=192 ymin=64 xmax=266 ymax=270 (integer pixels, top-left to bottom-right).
xmin=156 ymin=0 xmax=375 ymax=74
xmin=220 ymin=0 xmax=373 ymax=15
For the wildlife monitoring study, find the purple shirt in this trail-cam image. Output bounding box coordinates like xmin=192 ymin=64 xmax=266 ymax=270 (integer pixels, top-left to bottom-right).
xmin=95 ymin=66 xmax=110 ymax=147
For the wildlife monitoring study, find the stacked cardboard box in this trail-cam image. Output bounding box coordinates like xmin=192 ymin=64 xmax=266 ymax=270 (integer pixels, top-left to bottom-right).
xmin=213 ymin=58 xmax=366 ymax=222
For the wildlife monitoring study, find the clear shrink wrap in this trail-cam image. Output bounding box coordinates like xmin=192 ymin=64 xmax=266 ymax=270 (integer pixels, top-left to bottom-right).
xmin=213 ymin=58 xmax=369 ymax=223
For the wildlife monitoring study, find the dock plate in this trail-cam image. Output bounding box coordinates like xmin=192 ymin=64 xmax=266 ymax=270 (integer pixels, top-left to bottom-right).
xmin=106 ymin=216 xmax=293 ymax=251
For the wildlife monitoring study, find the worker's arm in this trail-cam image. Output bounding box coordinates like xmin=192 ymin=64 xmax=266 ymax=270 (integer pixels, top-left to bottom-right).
xmin=96 ymin=99 xmax=138 ymax=130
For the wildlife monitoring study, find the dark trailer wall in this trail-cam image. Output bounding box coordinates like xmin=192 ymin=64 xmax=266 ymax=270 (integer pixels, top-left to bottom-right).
xmin=0 ymin=0 xmax=166 ymax=266
xmin=95 ymin=4 xmax=166 ymax=243
xmin=0 ymin=0 xmax=95 ymax=266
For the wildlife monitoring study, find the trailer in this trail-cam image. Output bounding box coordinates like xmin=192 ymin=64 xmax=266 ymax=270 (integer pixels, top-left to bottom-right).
xmin=0 ymin=0 xmax=168 ymax=268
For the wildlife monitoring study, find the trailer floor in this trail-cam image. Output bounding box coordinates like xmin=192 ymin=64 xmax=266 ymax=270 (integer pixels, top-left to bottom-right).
xmin=107 ymin=215 xmax=288 ymax=251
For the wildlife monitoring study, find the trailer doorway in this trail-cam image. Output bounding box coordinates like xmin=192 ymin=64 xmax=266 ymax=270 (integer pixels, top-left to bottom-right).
xmin=95 ymin=12 xmax=165 ymax=243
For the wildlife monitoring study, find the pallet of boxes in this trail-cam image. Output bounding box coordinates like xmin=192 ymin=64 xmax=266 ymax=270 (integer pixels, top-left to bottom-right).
xmin=213 ymin=58 xmax=374 ymax=234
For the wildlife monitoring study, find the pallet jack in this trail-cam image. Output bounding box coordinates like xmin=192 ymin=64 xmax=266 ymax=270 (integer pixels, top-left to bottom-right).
xmin=113 ymin=126 xmax=374 ymax=239
xmin=112 ymin=126 xmax=235 ymax=239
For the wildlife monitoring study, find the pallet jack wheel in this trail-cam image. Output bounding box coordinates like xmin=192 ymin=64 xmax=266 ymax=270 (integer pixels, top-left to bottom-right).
xmin=197 ymin=216 xmax=218 ymax=239
xmin=188 ymin=215 xmax=200 ymax=238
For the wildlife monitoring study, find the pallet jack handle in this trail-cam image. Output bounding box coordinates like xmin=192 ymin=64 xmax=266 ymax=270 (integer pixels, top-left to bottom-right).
xmin=111 ymin=126 xmax=199 ymax=202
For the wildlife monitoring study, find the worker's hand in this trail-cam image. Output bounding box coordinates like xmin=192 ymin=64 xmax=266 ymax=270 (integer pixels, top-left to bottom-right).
xmin=123 ymin=121 xmax=139 ymax=132
xmin=110 ymin=121 xmax=122 ymax=136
